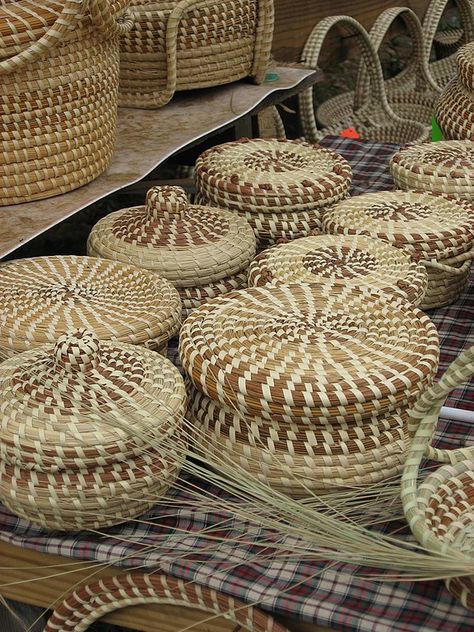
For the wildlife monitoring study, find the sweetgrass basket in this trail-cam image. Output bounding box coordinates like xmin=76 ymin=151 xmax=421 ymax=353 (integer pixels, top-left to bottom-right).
xmin=401 ymin=345 xmax=474 ymax=610
xmin=118 ymin=0 xmax=274 ymax=108
xmin=0 ymin=0 xmax=132 ymax=205
xmin=316 ymin=8 xmax=440 ymax=132
xmin=299 ymin=15 xmax=430 ymax=144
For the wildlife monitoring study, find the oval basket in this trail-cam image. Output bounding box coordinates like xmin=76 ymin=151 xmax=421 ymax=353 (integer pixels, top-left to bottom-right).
xmin=299 ymin=15 xmax=429 ymax=144
xmin=401 ymin=345 xmax=474 ymax=610
xmin=118 ymin=0 xmax=274 ymax=108
xmin=0 ymin=0 xmax=132 ymax=205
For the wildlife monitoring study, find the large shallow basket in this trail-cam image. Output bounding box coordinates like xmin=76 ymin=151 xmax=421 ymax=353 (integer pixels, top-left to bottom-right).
xmin=401 ymin=345 xmax=474 ymax=609
xmin=0 ymin=0 xmax=132 ymax=205
xmin=0 ymin=255 xmax=182 ymax=356
xmin=118 ymin=0 xmax=274 ymax=108
xmin=299 ymin=15 xmax=429 ymax=144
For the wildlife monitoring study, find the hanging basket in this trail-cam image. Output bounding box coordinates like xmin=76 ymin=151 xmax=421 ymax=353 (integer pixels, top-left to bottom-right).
xmin=299 ymin=15 xmax=429 ymax=144
xmin=401 ymin=345 xmax=474 ymax=610
xmin=0 ymin=0 xmax=132 ymax=205
xmin=118 ymin=0 xmax=274 ymax=108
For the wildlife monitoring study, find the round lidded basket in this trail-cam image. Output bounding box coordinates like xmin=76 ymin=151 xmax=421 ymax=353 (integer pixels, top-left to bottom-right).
xmin=0 ymin=329 xmax=187 ymax=530
xmin=0 ymin=255 xmax=182 ymax=357
xmin=118 ymin=0 xmax=274 ymax=109
xmin=390 ymin=140 xmax=474 ymax=200
xmin=401 ymin=345 xmax=474 ymax=610
xmin=435 ymin=77 xmax=474 ymax=140
xmin=88 ymin=186 xmax=256 ymax=317
xmin=248 ymin=234 xmax=428 ymax=306
xmin=321 ymin=191 xmax=474 ymax=310
xmin=0 ymin=0 xmax=132 ymax=206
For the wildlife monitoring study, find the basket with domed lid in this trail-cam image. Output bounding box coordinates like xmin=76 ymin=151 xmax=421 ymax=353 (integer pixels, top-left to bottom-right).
xmin=0 ymin=329 xmax=186 ymax=530
xmin=88 ymin=185 xmax=256 ymax=318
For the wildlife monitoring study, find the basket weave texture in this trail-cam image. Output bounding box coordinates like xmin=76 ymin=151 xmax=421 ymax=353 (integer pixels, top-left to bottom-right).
xmin=0 ymin=330 xmax=186 ymax=530
xmin=0 ymin=0 xmax=132 ymax=205
xmin=401 ymin=345 xmax=474 ymax=610
xmin=321 ymin=191 xmax=474 ymax=310
xmin=88 ymin=185 xmax=256 ymax=316
xmin=0 ymin=255 xmax=181 ymax=357
xmin=179 ymin=282 xmax=439 ymax=494
xmin=118 ymin=0 xmax=274 ymax=108
xmin=390 ymin=140 xmax=474 ymax=199
xmin=247 ymin=235 xmax=428 ymax=306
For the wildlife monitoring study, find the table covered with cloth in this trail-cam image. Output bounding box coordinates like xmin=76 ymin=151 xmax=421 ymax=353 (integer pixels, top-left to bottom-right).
xmin=0 ymin=136 xmax=473 ymax=632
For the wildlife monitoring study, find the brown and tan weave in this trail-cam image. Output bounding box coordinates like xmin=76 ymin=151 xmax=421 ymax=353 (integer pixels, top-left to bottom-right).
xmin=322 ymin=191 xmax=474 ymax=309
xmin=390 ymin=140 xmax=474 ymax=199
xmin=44 ymin=573 xmax=291 ymax=632
xmin=435 ymin=77 xmax=474 ymax=141
xmin=401 ymin=345 xmax=474 ymax=610
xmin=0 ymin=255 xmax=182 ymax=356
xmin=316 ymin=8 xmax=440 ymax=132
xmin=247 ymin=235 xmax=428 ymax=306
xmin=299 ymin=15 xmax=429 ymax=144
xmin=0 ymin=0 xmax=132 ymax=205
xmin=118 ymin=0 xmax=274 ymax=108
xmin=0 ymin=330 xmax=186 ymax=530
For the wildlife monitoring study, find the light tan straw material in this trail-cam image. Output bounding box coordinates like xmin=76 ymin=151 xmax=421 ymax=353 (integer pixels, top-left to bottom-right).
xmin=118 ymin=0 xmax=274 ymax=108
xmin=248 ymin=235 xmax=428 ymax=306
xmin=0 ymin=255 xmax=181 ymax=356
xmin=322 ymin=191 xmax=474 ymax=309
xmin=390 ymin=140 xmax=474 ymax=200
xmin=0 ymin=0 xmax=132 ymax=205
xmin=401 ymin=345 xmax=474 ymax=610
xmin=0 ymin=330 xmax=186 ymax=530
xmin=179 ymin=271 xmax=248 ymax=319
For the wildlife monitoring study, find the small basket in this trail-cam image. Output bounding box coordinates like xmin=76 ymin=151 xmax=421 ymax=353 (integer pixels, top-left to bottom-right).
xmin=390 ymin=140 xmax=474 ymax=199
xmin=401 ymin=345 xmax=474 ymax=609
xmin=321 ymin=191 xmax=474 ymax=309
xmin=118 ymin=0 xmax=274 ymax=108
xmin=0 ymin=255 xmax=182 ymax=356
xmin=0 ymin=0 xmax=132 ymax=205
xmin=247 ymin=234 xmax=428 ymax=306
xmin=299 ymin=15 xmax=430 ymax=144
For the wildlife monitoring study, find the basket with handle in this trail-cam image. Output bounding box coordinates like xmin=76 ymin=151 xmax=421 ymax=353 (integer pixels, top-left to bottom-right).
xmin=118 ymin=0 xmax=274 ymax=109
xmin=316 ymin=8 xmax=440 ymax=132
xmin=401 ymin=345 xmax=474 ymax=609
xmin=299 ymin=15 xmax=429 ymax=144
xmin=0 ymin=0 xmax=132 ymax=206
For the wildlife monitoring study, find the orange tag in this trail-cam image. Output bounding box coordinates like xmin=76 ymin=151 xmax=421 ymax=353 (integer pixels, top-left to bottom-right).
xmin=340 ymin=127 xmax=360 ymax=139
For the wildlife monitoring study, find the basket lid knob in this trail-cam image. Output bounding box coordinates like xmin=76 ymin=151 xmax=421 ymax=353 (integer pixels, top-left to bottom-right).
xmin=145 ymin=186 xmax=188 ymax=222
xmin=54 ymin=329 xmax=100 ymax=373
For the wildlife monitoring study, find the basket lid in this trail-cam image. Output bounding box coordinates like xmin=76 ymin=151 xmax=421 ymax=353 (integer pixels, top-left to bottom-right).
xmin=248 ymin=235 xmax=428 ymax=305
xmin=87 ymin=186 xmax=256 ymax=287
xmin=179 ymin=282 xmax=439 ymax=422
xmin=390 ymin=140 xmax=474 ymax=183
xmin=194 ymin=138 xmax=352 ymax=211
xmin=321 ymin=191 xmax=474 ymax=259
xmin=0 ymin=255 xmax=181 ymax=354
xmin=456 ymin=42 xmax=474 ymax=90
xmin=0 ymin=329 xmax=186 ymax=470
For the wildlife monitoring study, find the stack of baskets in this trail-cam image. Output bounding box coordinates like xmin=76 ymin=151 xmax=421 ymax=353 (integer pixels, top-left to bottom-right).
xmin=390 ymin=140 xmax=474 ymax=200
xmin=322 ymin=191 xmax=474 ymax=310
xmin=194 ymin=138 xmax=352 ymax=248
xmin=180 ymin=282 xmax=439 ymax=496
xmin=1 ymin=0 xmax=131 ymax=205
xmin=118 ymin=0 xmax=274 ymax=108
xmin=0 ymin=255 xmax=182 ymax=357
xmin=0 ymin=329 xmax=186 ymax=530
xmin=247 ymin=235 xmax=428 ymax=306
xmin=87 ymin=186 xmax=256 ymax=319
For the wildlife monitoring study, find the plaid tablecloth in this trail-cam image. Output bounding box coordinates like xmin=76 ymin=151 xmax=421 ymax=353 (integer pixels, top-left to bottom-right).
xmin=0 ymin=137 xmax=473 ymax=632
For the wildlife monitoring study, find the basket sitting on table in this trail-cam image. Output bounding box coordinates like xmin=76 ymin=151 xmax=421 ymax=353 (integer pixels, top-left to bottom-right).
xmin=118 ymin=0 xmax=274 ymax=108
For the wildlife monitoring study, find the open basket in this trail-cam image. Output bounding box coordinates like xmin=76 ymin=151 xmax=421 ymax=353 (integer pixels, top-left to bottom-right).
xmin=299 ymin=15 xmax=429 ymax=144
xmin=0 ymin=0 xmax=132 ymax=205
xmin=401 ymin=345 xmax=474 ymax=610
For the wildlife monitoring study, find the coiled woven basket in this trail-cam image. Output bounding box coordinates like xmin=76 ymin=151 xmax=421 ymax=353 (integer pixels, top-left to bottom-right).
xmin=118 ymin=0 xmax=274 ymax=108
xmin=0 ymin=0 xmax=132 ymax=205
xmin=401 ymin=345 xmax=474 ymax=610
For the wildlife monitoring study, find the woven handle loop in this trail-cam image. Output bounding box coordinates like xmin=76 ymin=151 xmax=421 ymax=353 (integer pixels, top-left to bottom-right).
xmin=423 ymin=249 xmax=474 ymax=275
xmin=353 ymin=7 xmax=439 ymax=111
xmin=88 ymin=0 xmax=134 ymax=37
xmin=251 ymin=0 xmax=275 ymax=83
xmin=299 ymin=15 xmax=394 ymax=143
